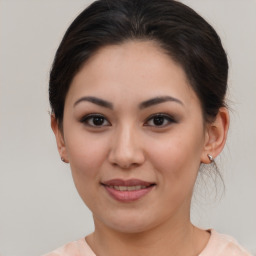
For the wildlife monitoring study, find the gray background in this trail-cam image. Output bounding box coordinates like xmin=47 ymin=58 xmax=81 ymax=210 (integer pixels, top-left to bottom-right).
xmin=0 ymin=0 xmax=255 ymax=255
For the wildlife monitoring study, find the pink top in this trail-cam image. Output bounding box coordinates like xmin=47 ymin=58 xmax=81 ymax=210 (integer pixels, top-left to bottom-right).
xmin=43 ymin=230 xmax=252 ymax=256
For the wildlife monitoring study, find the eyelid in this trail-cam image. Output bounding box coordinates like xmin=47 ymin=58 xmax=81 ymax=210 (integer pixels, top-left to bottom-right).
xmin=80 ymin=113 xmax=111 ymax=127
xmin=144 ymin=113 xmax=177 ymax=127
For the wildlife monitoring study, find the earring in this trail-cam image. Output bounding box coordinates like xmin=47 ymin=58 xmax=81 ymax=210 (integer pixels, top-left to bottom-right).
xmin=207 ymin=154 xmax=214 ymax=162
xmin=61 ymin=157 xmax=66 ymax=163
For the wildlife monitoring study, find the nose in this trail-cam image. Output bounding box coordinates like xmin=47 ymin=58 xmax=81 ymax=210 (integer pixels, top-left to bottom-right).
xmin=108 ymin=125 xmax=145 ymax=169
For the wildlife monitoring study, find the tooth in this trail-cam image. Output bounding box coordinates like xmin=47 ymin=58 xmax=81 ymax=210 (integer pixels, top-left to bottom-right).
xmin=110 ymin=185 xmax=149 ymax=191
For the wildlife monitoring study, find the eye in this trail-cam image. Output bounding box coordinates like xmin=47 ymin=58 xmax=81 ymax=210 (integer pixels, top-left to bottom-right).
xmin=144 ymin=113 xmax=176 ymax=127
xmin=80 ymin=114 xmax=110 ymax=127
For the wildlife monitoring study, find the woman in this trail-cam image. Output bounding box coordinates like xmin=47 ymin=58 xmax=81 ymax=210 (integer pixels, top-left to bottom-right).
xmin=45 ymin=0 xmax=251 ymax=255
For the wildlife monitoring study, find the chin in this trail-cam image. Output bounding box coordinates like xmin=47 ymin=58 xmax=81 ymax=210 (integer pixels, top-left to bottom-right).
xmin=95 ymin=212 xmax=159 ymax=234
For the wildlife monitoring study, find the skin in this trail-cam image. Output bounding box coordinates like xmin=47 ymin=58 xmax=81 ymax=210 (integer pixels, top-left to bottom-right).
xmin=52 ymin=41 xmax=229 ymax=256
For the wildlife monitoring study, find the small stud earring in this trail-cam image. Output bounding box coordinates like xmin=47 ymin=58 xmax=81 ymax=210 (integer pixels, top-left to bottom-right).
xmin=207 ymin=154 xmax=213 ymax=162
xmin=61 ymin=157 xmax=66 ymax=163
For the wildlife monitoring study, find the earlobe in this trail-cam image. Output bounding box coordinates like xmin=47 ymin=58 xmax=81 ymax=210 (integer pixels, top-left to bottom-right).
xmin=51 ymin=114 xmax=69 ymax=163
xmin=201 ymin=107 xmax=229 ymax=163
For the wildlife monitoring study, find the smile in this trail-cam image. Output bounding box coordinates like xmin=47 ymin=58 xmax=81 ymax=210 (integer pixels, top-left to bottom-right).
xmin=101 ymin=179 xmax=156 ymax=202
xmin=108 ymin=185 xmax=147 ymax=191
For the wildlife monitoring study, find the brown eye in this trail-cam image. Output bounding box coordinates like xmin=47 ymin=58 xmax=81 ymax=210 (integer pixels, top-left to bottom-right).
xmin=145 ymin=114 xmax=176 ymax=127
xmin=81 ymin=114 xmax=110 ymax=127
xmin=152 ymin=116 xmax=165 ymax=126
xmin=91 ymin=116 xmax=105 ymax=126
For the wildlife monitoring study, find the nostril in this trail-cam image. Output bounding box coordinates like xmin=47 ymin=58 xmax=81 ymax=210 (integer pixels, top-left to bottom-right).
xmin=112 ymin=162 xmax=139 ymax=169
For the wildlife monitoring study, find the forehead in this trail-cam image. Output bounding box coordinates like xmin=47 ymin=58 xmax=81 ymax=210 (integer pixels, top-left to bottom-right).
xmin=67 ymin=41 xmax=200 ymax=109
xmin=82 ymin=40 xmax=185 ymax=82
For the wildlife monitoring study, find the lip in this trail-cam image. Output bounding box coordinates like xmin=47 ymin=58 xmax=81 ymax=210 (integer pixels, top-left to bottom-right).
xmin=101 ymin=179 xmax=156 ymax=202
xmin=102 ymin=179 xmax=154 ymax=187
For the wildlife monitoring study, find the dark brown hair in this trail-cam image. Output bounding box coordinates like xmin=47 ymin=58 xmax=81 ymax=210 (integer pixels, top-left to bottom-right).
xmin=49 ymin=0 xmax=228 ymax=126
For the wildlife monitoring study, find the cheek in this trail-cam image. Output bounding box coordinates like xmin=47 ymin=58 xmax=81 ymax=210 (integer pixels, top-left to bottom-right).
xmin=147 ymin=130 xmax=204 ymax=183
xmin=65 ymin=134 xmax=110 ymax=207
xmin=65 ymin=131 xmax=110 ymax=180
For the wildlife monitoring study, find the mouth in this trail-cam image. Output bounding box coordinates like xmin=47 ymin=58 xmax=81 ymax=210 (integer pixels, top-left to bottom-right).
xmin=106 ymin=185 xmax=150 ymax=191
xmin=101 ymin=179 xmax=156 ymax=202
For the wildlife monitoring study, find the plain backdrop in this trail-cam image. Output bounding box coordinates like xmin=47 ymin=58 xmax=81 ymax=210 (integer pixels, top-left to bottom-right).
xmin=0 ymin=0 xmax=255 ymax=255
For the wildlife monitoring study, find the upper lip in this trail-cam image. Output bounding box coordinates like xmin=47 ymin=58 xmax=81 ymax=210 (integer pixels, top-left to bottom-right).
xmin=101 ymin=179 xmax=155 ymax=187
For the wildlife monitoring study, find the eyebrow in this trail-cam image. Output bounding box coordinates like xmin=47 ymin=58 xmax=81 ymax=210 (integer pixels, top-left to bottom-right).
xmin=139 ymin=96 xmax=184 ymax=109
xmin=73 ymin=95 xmax=183 ymax=110
xmin=74 ymin=96 xmax=113 ymax=109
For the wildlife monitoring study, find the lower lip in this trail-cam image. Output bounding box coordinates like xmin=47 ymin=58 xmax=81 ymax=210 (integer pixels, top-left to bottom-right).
xmin=104 ymin=185 xmax=154 ymax=202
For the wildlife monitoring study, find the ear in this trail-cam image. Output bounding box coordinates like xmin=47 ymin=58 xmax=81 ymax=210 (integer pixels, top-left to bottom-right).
xmin=201 ymin=107 xmax=229 ymax=163
xmin=51 ymin=114 xmax=69 ymax=163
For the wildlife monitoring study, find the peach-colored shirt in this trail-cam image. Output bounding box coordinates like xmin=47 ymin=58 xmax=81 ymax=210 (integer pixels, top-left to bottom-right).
xmin=43 ymin=230 xmax=252 ymax=256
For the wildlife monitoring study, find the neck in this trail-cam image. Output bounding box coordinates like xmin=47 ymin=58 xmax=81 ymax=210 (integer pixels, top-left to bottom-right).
xmin=86 ymin=215 xmax=210 ymax=256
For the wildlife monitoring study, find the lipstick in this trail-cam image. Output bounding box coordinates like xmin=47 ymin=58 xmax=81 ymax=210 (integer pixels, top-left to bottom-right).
xmin=101 ymin=179 xmax=155 ymax=202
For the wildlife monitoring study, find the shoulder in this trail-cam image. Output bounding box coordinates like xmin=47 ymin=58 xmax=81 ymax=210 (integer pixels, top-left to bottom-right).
xmin=200 ymin=229 xmax=252 ymax=256
xmin=42 ymin=237 xmax=95 ymax=256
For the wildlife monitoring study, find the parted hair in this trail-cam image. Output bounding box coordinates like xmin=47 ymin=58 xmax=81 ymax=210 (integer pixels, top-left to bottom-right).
xmin=49 ymin=0 xmax=228 ymax=126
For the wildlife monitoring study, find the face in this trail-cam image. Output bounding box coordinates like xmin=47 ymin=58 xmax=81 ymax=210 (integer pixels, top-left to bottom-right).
xmin=57 ymin=41 xmax=209 ymax=233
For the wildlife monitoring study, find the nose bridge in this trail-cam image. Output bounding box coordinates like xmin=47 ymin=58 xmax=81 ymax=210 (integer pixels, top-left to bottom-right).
xmin=109 ymin=122 xmax=144 ymax=168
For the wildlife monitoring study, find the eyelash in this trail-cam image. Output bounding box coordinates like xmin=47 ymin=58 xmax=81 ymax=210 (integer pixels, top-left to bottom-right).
xmin=80 ymin=113 xmax=177 ymax=128
xmin=144 ymin=113 xmax=177 ymax=127
xmin=80 ymin=114 xmax=110 ymax=127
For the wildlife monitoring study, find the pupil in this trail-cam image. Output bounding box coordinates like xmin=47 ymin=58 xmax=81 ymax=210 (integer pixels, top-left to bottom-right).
xmin=93 ymin=117 xmax=104 ymax=125
xmin=153 ymin=116 xmax=164 ymax=126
